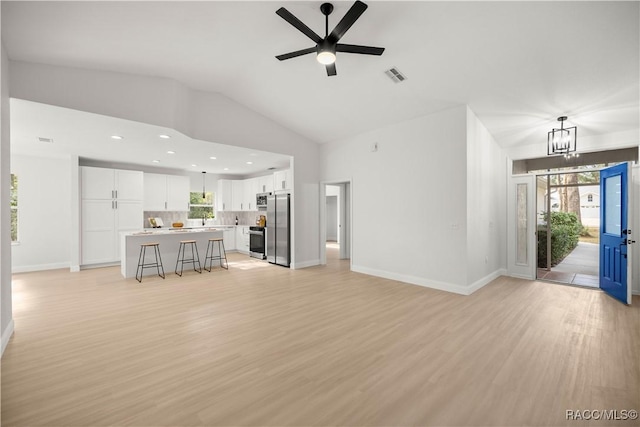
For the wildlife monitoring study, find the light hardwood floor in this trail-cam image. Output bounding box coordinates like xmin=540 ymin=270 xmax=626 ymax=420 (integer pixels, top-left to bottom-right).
xmin=2 ymin=248 xmax=639 ymax=426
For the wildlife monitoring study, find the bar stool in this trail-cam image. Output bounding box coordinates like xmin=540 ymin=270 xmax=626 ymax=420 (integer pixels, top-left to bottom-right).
xmin=175 ymin=240 xmax=202 ymax=276
xmin=135 ymin=242 xmax=165 ymax=283
xmin=204 ymin=237 xmax=229 ymax=272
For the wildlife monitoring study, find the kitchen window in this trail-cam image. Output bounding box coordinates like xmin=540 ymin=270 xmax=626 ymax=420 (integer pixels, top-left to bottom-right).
xmin=188 ymin=192 xmax=215 ymax=220
xmin=10 ymin=173 xmax=18 ymax=242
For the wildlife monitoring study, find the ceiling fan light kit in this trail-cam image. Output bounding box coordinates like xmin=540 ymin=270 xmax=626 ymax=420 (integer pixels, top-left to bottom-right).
xmin=275 ymin=1 xmax=385 ymax=76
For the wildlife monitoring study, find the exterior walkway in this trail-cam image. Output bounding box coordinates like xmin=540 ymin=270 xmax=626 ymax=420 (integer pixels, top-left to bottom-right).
xmin=537 ymin=242 xmax=599 ymax=287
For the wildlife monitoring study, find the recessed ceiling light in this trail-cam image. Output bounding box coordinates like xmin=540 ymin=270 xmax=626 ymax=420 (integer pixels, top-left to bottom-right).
xmin=191 ymin=164 xmax=198 ymax=167
xmin=159 ymin=134 xmax=171 ymax=139
xmin=223 ymin=168 xmax=229 ymax=171
xmin=167 ymin=150 xmax=175 ymax=154
xmin=246 ymin=161 xmax=253 ymax=165
xmin=111 ymin=135 xmax=123 ymax=140
xmin=152 ymin=160 xmax=160 ymax=163
xmin=209 ymin=156 xmax=217 ymax=160
xmin=249 ymin=153 xmax=259 ymax=157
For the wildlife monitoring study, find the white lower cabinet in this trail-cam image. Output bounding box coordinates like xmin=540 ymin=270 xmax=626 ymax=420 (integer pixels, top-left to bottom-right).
xmin=222 ymin=228 xmax=236 ymax=251
xmin=82 ymin=199 xmax=143 ymax=264
xmin=235 ymin=226 xmax=250 ymax=254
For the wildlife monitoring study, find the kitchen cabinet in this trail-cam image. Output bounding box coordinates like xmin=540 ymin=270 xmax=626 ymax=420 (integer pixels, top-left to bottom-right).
xmin=235 ymin=226 xmax=250 ymax=254
xmin=144 ymin=173 xmax=189 ymax=212
xmin=166 ymin=175 xmax=190 ymax=211
xmin=244 ymin=177 xmax=260 ymax=211
xmin=231 ymin=180 xmax=244 ymax=211
xmin=81 ymin=166 xmax=144 ymax=265
xmin=217 ymin=179 xmax=233 ymax=212
xmin=273 ymin=169 xmax=292 ymax=192
xmin=257 ymin=175 xmax=274 ymax=194
xmin=222 ymin=227 xmax=236 ymax=251
xmin=82 ymin=167 xmax=143 ymax=200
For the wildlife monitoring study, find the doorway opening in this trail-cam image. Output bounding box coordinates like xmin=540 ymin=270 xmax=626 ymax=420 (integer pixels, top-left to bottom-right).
xmin=536 ymin=168 xmax=601 ymax=287
xmin=320 ymin=181 xmax=351 ymax=267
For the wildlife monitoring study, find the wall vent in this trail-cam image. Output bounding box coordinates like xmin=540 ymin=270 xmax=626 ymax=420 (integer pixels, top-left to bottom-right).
xmin=385 ymin=67 xmax=407 ymax=83
xmin=267 ymin=167 xmax=277 ymax=170
xmin=38 ymin=137 xmax=54 ymax=143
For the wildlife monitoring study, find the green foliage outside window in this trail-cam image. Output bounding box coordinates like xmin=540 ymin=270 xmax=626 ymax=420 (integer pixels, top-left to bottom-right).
xmin=188 ymin=192 xmax=215 ymax=219
xmin=10 ymin=174 xmax=18 ymax=241
xmin=537 ymin=211 xmax=584 ymax=267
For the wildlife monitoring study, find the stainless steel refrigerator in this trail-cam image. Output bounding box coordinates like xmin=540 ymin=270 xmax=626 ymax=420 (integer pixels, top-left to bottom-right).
xmin=266 ymin=193 xmax=290 ymax=267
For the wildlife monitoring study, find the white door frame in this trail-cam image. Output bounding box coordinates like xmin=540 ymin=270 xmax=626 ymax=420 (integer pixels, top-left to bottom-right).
xmin=319 ymin=179 xmax=352 ymax=266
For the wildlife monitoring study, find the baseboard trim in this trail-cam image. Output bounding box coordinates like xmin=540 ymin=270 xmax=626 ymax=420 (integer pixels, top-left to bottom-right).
xmin=506 ymin=272 xmax=536 ymax=280
xmin=351 ymin=264 xmax=472 ymax=295
xmin=292 ymin=259 xmax=320 ymax=269
xmin=467 ymin=268 xmax=507 ymax=294
xmin=12 ymin=262 xmax=70 ymax=274
xmin=1 ymin=319 xmax=15 ymax=356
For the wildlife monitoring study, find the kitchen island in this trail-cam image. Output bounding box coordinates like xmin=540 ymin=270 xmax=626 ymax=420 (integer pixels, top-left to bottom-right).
xmin=120 ymin=228 xmax=224 ymax=278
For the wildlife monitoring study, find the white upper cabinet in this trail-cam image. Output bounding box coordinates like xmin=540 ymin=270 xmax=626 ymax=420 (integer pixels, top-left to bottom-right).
xmin=231 ymin=180 xmax=244 ymax=211
xmin=273 ymin=169 xmax=291 ymax=192
xmin=143 ymin=173 xmax=167 ymax=211
xmin=115 ymin=170 xmax=144 ymax=200
xmin=260 ymin=175 xmax=274 ymax=194
xmin=244 ymin=177 xmax=259 ymax=211
xmin=166 ymin=175 xmax=190 ymax=211
xmin=217 ymin=179 xmax=233 ymax=212
xmin=143 ymin=173 xmax=190 ymax=212
xmin=82 ymin=167 xmax=143 ymax=201
xmin=82 ymin=167 xmax=116 ymax=199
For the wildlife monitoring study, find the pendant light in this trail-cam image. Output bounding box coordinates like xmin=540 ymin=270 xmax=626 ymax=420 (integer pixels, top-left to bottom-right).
xmin=202 ymin=171 xmax=206 ymax=199
xmin=547 ymin=116 xmax=578 ymax=158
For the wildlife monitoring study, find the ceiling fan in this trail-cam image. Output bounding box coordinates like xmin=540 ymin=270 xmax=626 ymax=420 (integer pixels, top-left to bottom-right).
xmin=275 ymin=0 xmax=385 ymax=76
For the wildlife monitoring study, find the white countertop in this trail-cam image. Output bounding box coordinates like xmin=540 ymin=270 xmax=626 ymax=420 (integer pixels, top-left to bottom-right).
xmin=126 ymin=227 xmax=223 ymax=237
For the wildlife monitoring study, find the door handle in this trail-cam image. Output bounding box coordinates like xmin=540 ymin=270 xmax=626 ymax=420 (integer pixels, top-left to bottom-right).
xmin=620 ymin=238 xmax=630 ymax=258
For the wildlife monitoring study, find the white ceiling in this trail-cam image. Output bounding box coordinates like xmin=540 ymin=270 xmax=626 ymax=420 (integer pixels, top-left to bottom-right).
xmin=10 ymin=99 xmax=291 ymax=175
xmin=2 ymin=1 xmax=639 ymax=152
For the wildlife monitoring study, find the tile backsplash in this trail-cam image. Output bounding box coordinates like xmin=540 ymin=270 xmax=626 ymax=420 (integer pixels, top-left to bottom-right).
xmin=215 ymin=211 xmax=266 ymax=226
xmin=143 ymin=211 xmax=265 ymax=228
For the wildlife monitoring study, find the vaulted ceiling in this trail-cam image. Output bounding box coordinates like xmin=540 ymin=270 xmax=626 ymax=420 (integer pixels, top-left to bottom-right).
xmin=3 ymin=1 xmax=639 ymax=152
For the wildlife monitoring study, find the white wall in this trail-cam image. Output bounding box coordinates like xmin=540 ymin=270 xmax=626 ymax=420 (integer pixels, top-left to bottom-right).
xmin=321 ymin=105 xmax=471 ymax=293
xmin=11 ymin=154 xmax=72 ymax=272
xmin=1 ymin=40 xmax=14 ymax=355
xmin=466 ymin=107 xmax=507 ymax=289
xmin=9 ymin=61 xmax=321 ymax=269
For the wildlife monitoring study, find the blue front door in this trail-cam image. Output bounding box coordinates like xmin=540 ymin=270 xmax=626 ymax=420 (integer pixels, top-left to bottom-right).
xmin=600 ymin=163 xmax=630 ymax=304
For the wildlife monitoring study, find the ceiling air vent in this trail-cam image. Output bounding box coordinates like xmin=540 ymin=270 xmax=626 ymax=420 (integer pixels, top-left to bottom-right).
xmin=38 ymin=137 xmax=54 ymax=143
xmin=385 ymin=67 xmax=407 ymax=83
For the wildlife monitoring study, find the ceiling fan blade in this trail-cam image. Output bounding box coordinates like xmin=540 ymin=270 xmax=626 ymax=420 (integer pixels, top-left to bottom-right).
xmin=276 ymin=47 xmax=317 ymax=61
xmin=328 ymin=0 xmax=368 ymax=43
xmin=276 ymin=7 xmax=322 ymax=44
xmin=336 ymin=44 xmax=384 ymax=55
xmin=326 ymin=63 xmax=337 ymax=76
